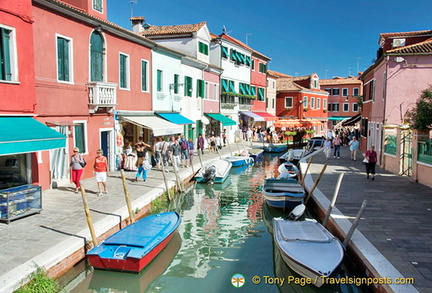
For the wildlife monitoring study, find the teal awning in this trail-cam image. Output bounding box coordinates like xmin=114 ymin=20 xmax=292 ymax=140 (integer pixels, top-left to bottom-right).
xmin=205 ymin=113 xmax=236 ymax=126
xmin=157 ymin=113 xmax=194 ymax=125
xmin=0 ymin=117 xmax=66 ymax=155
xmin=328 ymin=116 xmax=349 ymax=121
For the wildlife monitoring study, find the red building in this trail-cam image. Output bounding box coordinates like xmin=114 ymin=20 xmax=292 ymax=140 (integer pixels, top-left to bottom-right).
xmin=32 ymin=0 xmax=155 ymax=188
xmin=1 ymin=0 xmax=66 ymax=197
xmin=320 ymin=76 xmax=362 ymax=129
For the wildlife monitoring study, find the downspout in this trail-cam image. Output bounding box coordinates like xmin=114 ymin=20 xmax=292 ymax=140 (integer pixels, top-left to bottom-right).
xmin=380 ymin=56 xmax=389 ymax=167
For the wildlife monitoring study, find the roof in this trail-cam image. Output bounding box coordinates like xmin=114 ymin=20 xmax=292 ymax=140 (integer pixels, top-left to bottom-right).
xmin=141 ymin=22 xmax=207 ymax=37
xmin=320 ymin=76 xmax=362 ymax=85
xmin=387 ymin=38 xmax=432 ymax=54
xmin=276 ymin=77 xmax=305 ymax=91
xmin=380 ymin=30 xmax=432 ymax=39
xmin=267 ymin=70 xmax=292 ymax=78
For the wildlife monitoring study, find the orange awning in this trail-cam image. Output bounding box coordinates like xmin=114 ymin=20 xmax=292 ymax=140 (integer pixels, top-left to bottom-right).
xmin=274 ymin=119 xmax=322 ymax=128
xmin=253 ymin=112 xmax=279 ymax=121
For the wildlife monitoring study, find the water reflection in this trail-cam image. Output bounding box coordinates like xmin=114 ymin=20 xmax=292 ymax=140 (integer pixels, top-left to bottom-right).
xmin=64 ymin=154 xmax=365 ymax=293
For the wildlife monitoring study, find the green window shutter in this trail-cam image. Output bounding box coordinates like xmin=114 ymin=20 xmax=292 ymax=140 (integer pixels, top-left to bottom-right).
xmin=251 ymin=86 xmax=256 ymax=96
xmin=174 ymin=74 xmax=179 ymax=94
xmin=90 ymin=31 xmax=103 ymax=82
xmin=221 ymin=79 xmax=229 ymax=92
xmin=245 ymin=56 xmax=251 ymax=66
xmin=184 ymin=76 xmax=193 ymax=97
xmin=93 ymin=0 xmax=103 ymax=12
xmin=0 ymin=28 xmax=12 ymax=81
xmin=120 ymin=54 xmax=127 ymax=88
xmin=199 ymin=42 xmax=209 ymax=55
xmin=141 ymin=60 xmax=147 ymax=91
xmin=157 ymin=70 xmax=162 ymax=91
xmin=245 ymin=84 xmax=251 ymax=95
xmin=239 ymin=83 xmax=245 ymax=95
xmin=197 ymin=79 xmax=205 ymax=98
xmin=74 ymin=124 xmax=86 ymax=153
xmin=57 ymin=37 xmax=64 ymax=81
xmin=229 ymin=80 xmax=236 ymax=93
xmin=258 ymin=88 xmax=264 ymax=100
xmin=230 ymin=49 xmax=237 ymax=61
xmin=222 ymin=46 xmax=229 ymax=58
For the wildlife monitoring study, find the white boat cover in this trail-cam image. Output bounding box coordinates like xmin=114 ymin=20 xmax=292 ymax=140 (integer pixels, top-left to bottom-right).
xmin=277 ymin=221 xmax=331 ymax=243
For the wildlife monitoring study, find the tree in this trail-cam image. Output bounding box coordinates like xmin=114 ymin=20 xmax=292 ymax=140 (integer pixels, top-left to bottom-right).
xmin=406 ymin=88 xmax=432 ymax=130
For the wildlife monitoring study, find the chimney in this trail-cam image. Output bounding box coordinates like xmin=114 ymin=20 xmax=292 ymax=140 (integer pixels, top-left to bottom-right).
xmin=130 ymin=16 xmax=145 ymax=33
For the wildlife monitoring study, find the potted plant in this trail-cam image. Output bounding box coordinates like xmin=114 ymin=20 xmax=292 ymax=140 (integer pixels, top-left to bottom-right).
xmin=303 ymin=108 xmax=309 ymax=112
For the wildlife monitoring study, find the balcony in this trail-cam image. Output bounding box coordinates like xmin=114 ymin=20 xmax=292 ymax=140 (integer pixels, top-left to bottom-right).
xmin=87 ymin=82 xmax=117 ymax=113
xmin=220 ymin=93 xmax=253 ymax=111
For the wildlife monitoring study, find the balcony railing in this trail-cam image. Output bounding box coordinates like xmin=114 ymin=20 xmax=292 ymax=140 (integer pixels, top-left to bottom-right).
xmin=88 ymin=82 xmax=117 ymax=113
xmin=220 ymin=93 xmax=253 ymax=111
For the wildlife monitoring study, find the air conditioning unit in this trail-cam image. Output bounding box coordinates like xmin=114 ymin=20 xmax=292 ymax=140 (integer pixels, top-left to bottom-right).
xmin=392 ymin=38 xmax=406 ymax=48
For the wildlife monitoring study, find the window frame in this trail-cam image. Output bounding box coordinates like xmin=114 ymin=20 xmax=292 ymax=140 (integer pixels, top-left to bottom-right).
xmin=0 ymin=25 xmax=18 ymax=83
xmin=353 ymin=103 xmax=359 ymax=112
xmin=353 ymin=87 xmax=360 ymax=97
xmin=323 ymin=98 xmax=327 ymax=110
xmin=141 ymin=59 xmax=149 ymax=92
xmin=316 ymin=98 xmax=321 ymax=109
xmin=303 ymin=96 xmax=308 ymax=108
xmin=56 ymin=34 xmax=73 ymax=84
xmin=119 ymin=52 xmax=130 ymax=90
xmin=73 ymin=120 xmax=88 ymax=155
xmin=285 ymin=97 xmax=293 ymax=108
xmin=92 ymin=0 xmax=103 ymax=13
xmin=198 ymin=41 xmax=209 ymax=56
xmin=156 ymin=69 xmax=163 ymax=92
xmin=343 ymin=103 xmax=349 ymax=112
xmin=342 ymin=88 xmax=348 ymax=97
xmin=310 ymin=97 xmax=315 ymax=109
xmin=332 ymin=88 xmax=340 ymax=96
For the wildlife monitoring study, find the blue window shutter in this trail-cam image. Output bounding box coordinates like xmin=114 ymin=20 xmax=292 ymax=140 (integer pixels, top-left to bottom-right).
xmin=222 ymin=46 xmax=229 ymax=58
xmin=157 ymin=70 xmax=162 ymax=91
xmin=230 ymin=49 xmax=237 ymax=61
xmin=251 ymin=86 xmax=256 ymax=96
xmin=120 ymin=55 xmax=127 ymax=88
xmin=245 ymin=84 xmax=251 ymax=95
xmin=239 ymin=83 xmax=245 ymax=95
xmin=229 ymin=80 xmax=236 ymax=93
xmin=221 ymin=79 xmax=229 ymax=92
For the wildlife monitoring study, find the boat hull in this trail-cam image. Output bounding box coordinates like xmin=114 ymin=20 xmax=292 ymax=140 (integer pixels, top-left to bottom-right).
xmin=194 ymin=159 xmax=232 ymax=184
xmin=224 ymin=156 xmax=254 ymax=167
xmin=87 ymin=212 xmax=181 ymax=273
xmin=263 ymin=145 xmax=288 ymax=153
xmin=273 ymin=219 xmax=344 ymax=287
xmin=263 ymin=179 xmax=305 ymax=210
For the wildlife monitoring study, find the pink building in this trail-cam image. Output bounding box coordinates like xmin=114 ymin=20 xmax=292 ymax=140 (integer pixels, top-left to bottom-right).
xmin=361 ymin=30 xmax=432 ymax=186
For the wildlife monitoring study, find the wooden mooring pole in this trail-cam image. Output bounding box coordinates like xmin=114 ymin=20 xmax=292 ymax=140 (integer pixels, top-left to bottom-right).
xmin=300 ymin=156 xmax=313 ymax=185
xmin=227 ymin=139 xmax=233 ymax=156
xmin=323 ymin=173 xmax=344 ymax=228
xmin=159 ymin=153 xmax=172 ymax=201
xmin=79 ymin=185 xmax=98 ymax=247
xmin=304 ymin=164 xmax=327 ymax=205
xmin=197 ymin=149 xmax=203 ymax=168
xmin=343 ymin=200 xmax=368 ymax=247
xmin=120 ymin=169 xmax=135 ymax=223
xmin=170 ymin=153 xmax=185 ymax=193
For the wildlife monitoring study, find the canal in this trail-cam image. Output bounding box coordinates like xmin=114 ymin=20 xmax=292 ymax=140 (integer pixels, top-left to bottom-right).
xmin=60 ymin=154 xmax=368 ymax=293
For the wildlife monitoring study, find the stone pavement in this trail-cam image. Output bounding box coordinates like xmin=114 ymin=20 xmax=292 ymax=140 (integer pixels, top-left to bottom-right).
xmin=304 ymin=146 xmax=432 ymax=293
xmin=0 ymin=146 xmax=237 ymax=293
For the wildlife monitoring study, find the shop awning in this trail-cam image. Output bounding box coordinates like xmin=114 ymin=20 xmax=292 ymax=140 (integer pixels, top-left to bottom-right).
xmin=0 ymin=117 xmax=66 ymax=155
xmin=342 ymin=113 xmax=361 ymax=126
xmin=274 ymin=119 xmax=323 ymax=129
xmin=240 ymin=111 xmax=265 ymax=121
xmin=328 ymin=116 xmax=349 ymax=121
xmin=205 ymin=113 xmax=236 ymax=126
xmin=156 ymin=113 xmax=194 ymax=125
xmin=122 ymin=116 xmax=183 ymax=136
xmin=253 ymin=112 xmax=279 ymax=121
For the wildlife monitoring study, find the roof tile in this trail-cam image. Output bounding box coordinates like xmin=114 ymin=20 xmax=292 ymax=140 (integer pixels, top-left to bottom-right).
xmin=141 ymin=22 xmax=206 ymax=36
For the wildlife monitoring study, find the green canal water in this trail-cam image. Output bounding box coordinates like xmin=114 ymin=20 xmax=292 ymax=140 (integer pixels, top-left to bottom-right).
xmin=60 ymin=154 xmax=368 ymax=293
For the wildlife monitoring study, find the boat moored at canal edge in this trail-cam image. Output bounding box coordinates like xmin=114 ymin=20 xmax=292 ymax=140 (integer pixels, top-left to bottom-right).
xmin=86 ymin=212 xmax=181 ymax=273
xmin=263 ymin=144 xmax=288 ymax=153
xmin=224 ymin=156 xmax=254 ymax=167
xmin=263 ymin=178 xmax=305 ymax=210
xmin=195 ymin=159 xmax=232 ymax=183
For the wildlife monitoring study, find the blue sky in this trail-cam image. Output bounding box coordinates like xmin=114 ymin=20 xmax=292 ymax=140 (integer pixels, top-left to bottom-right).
xmin=107 ymin=0 xmax=432 ymax=79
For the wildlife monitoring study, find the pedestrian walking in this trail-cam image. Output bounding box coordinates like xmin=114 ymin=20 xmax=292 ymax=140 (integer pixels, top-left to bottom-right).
xmin=93 ymin=149 xmax=108 ymax=196
xmin=197 ymin=134 xmax=205 ymax=154
xmin=323 ymin=137 xmax=332 ymax=159
xmin=160 ymin=139 xmax=170 ymax=172
xmin=349 ymin=137 xmax=360 ymax=161
xmin=364 ymin=145 xmax=378 ymax=181
xmin=153 ymin=137 xmax=162 ymax=169
xmin=135 ymin=141 xmax=151 ymax=182
xmin=179 ymin=135 xmax=189 ymax=167
xmin=188 ymin=138 xmax=195 ymax=167
xmin=333 ymin=135 xmax=342 ymax=159
xmin=171 ymin=139 xmax=181 ymax=171
xmin=70 ymin=147 xmax=85 ymax=193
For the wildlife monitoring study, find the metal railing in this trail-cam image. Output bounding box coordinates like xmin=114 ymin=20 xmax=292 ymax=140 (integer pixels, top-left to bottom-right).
xmin=418 ymin=139 xmax=432 ymax=165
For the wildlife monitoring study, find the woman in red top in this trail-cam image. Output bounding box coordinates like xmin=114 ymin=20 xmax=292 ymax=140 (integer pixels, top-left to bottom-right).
xmin=94 ymin=149 xmax=108 ymax=196
xmin=365 ymin=145 xmax=377 ymax=181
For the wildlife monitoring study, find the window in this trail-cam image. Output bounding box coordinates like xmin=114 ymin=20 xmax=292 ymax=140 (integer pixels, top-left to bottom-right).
xmin=251 ymin=60 xmax=255 ymax=70
xmin=196 ymin=79 xmax=205 ymax=98
xmin=74 ymin=122 xmax=87 ymax=154
xmin=310 ymin=97 xmax=315 ymax=109
xmin=259 ymin=63 xmax=267 ymax=73
xmin=141 ymin=60 xmax=148 ymax=92
xmin=0 ymin=26 xmax=17 ymax=82
xmin=56 ymin=36 xmax=73 ymax=82
xmin=228 ymin=80 xmax=236 ymax=93
xmin=198 ymin=41 xmax=209 ymax=55
xmin=325 ymin=88 xmax=331 ymax=94
xmin=332 ymin=88 xmax=340 ymax=96
xmin=285 ymin=97 xmax=293 ymax=108
xmin=353 ymin=103 xmax=359 ymax=112
xmin=303 ymin=96 xmax=308 ymax=108
xmin=221 ymin=46 xmax=229 ymax=59
xmin=119 ymin=53 xmax=129 ymax=89
xmin=92 ymin=0 xmax=103 ymax=12
xmin=323 ymin=99 xmax=327 ymax=109
xmin=156 ymin=69 xmax=163 ymax=92
xmin=184 ymin=76 xmax=193 ymax=97
xmin=332 ymin=103 xmax=340 ymax=111
xmin=353 ymin=87 xmax=359 ymax=96
xmin=258 ymin=87 xmax=265 ymax=101
xmin=173 ymin=74 xmax=179 ymax=94
xmin=250 ymin=86 xmax=256 ymax=97
xmin=343 ymin=103 xmax=349 ymax=112
xmin=342 ymin=88 xmax=348 ymax=97
xmin=90 ymin=31 xmax=104 ymax=82
xmin=221 ymin=79 xmax=229 ymax=92
xmin=316 ymin=98 xmax=321 ymax=109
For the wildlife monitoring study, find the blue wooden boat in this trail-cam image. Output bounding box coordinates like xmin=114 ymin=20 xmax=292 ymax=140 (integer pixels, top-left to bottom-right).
xmin=195 ymin=159 xmax=232 ymax=184
xmin=224 ymin=156 xmax=254 ymax=167
xmin=87 ymin=211 xmax=181 ymax=273
xmin=263 ymin=144 xmax=288 ymax=153
xmin=248 ymin=149 xmax=264 ymax=160
xmin=276 ymin=162 xmax=300 ymax=179
xmin=263 ymin=178 xmax=305 ymax=210
xmin=273 ymin=218 xmax=344 ymax=287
